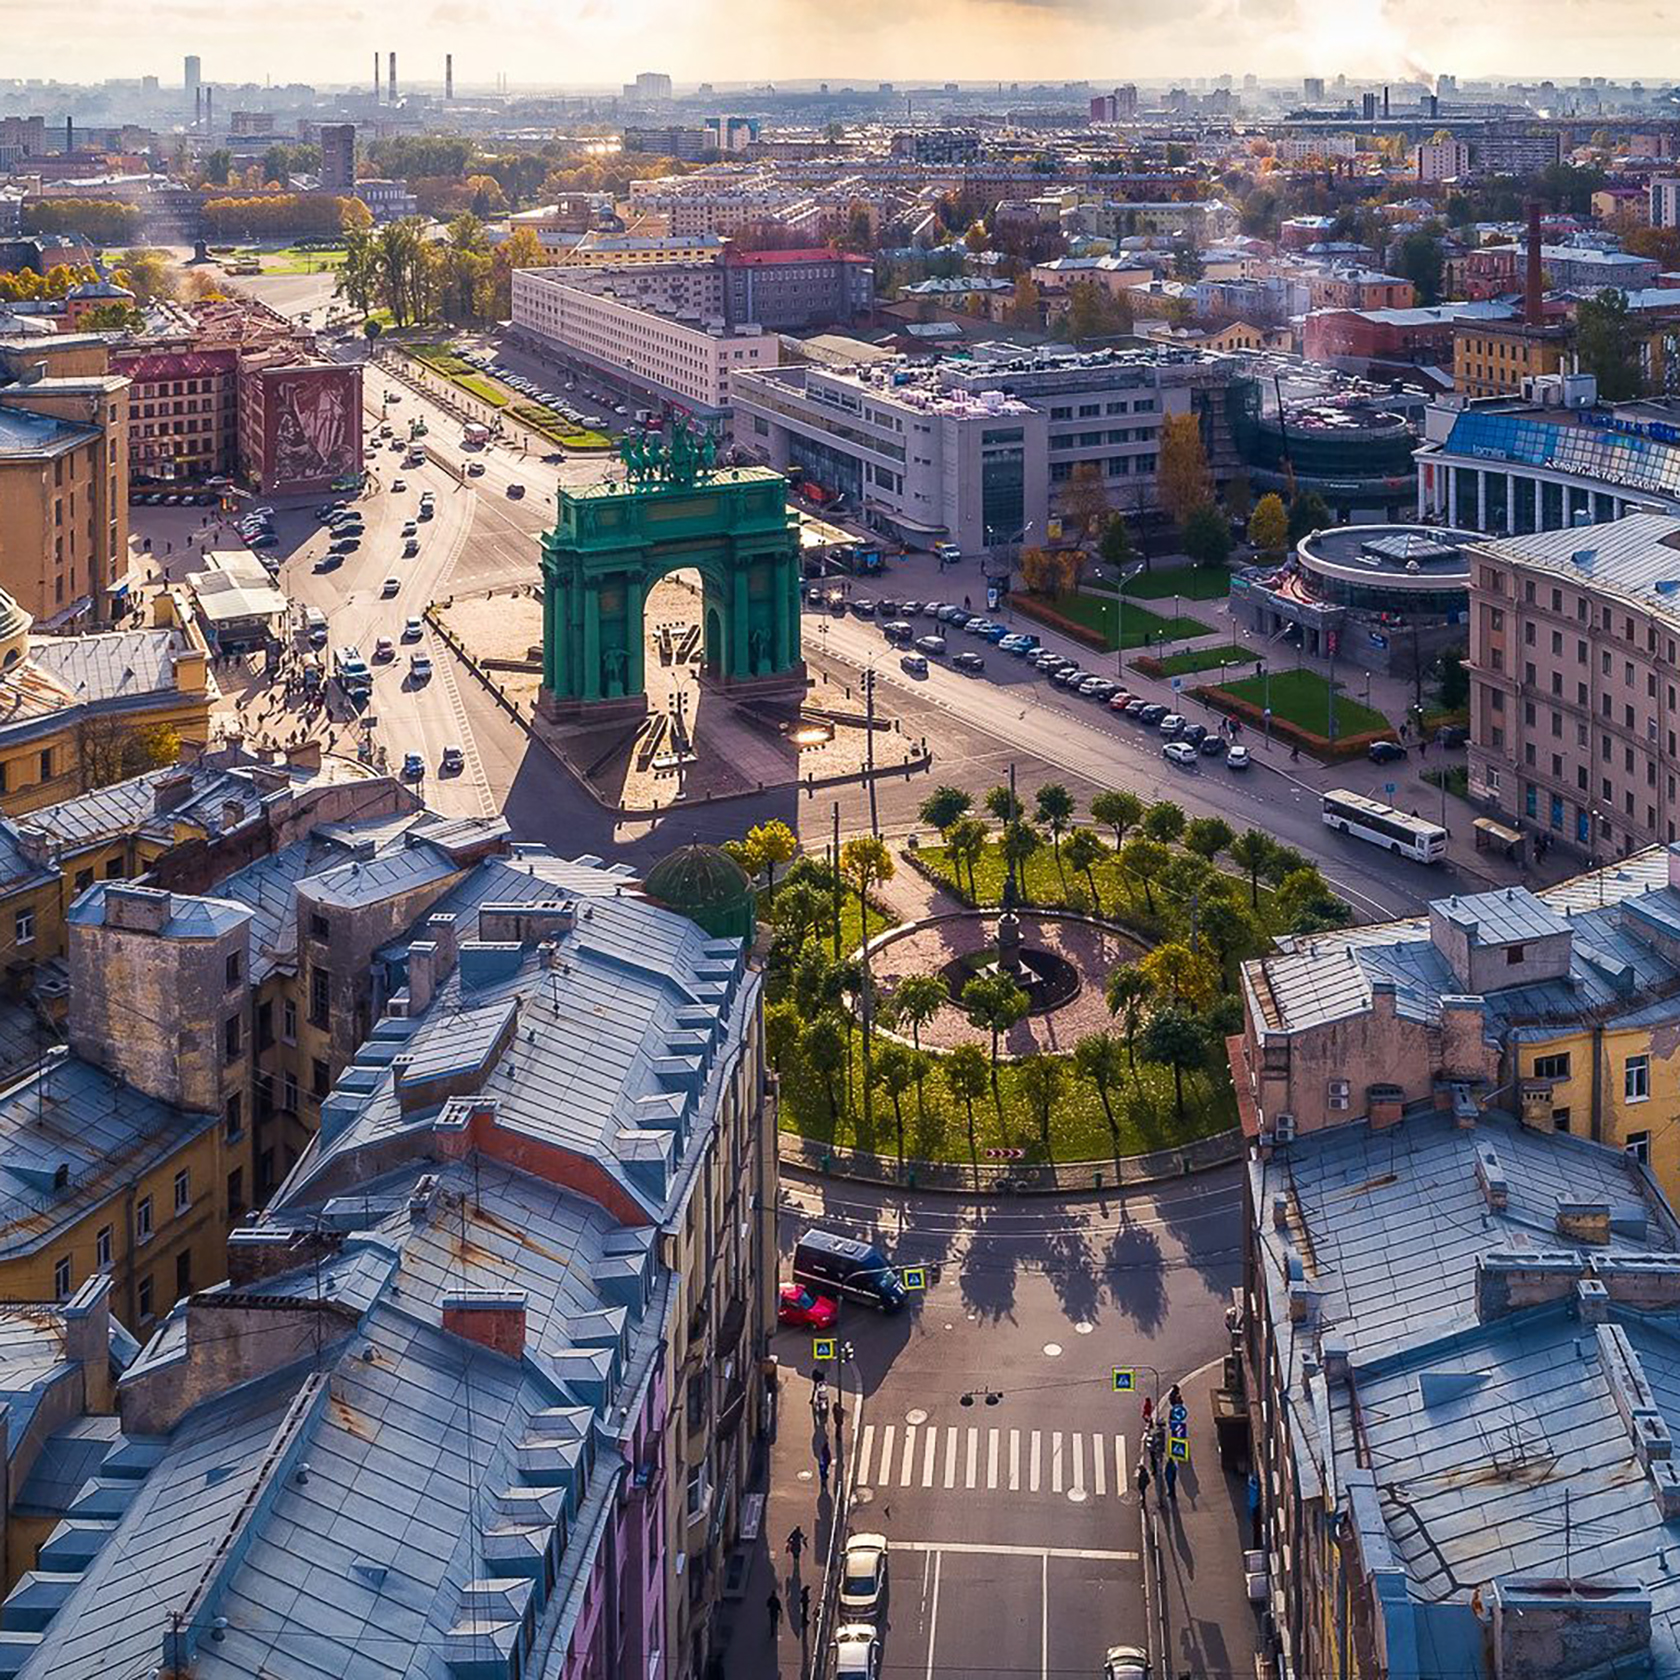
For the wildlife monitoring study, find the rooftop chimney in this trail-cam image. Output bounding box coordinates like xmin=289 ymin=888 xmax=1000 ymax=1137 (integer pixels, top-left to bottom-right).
xmin=442 ymin=1289 xmax=527 ymax=1359
xmin=1525 ymin=199 xmax=1545 ymax=326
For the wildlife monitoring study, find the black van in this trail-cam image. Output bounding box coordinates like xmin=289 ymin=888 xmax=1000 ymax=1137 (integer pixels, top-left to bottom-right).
xmin=792 ymin=1229 xmax=906 ymax=1313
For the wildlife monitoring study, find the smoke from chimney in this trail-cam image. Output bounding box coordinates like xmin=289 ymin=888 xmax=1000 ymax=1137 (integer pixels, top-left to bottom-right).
xmin=1525 ymin=200 xmax=1545 ymax=326
xmin=446 ymin=54 xmax=453 ymax=100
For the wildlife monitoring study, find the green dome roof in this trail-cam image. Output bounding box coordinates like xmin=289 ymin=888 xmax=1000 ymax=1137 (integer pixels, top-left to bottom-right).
xmin=642 ymin=844 xmax=755 ymax=940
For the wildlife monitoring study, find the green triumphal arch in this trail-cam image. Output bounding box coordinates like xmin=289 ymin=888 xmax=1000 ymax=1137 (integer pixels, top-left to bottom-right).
xmin=538 ymin=425 xmax=804 ymax=722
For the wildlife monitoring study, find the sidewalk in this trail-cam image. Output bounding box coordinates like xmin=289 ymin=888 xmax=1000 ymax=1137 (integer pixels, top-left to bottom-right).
xmin=1152 ymin=1360 xmax=1263 ymax=1680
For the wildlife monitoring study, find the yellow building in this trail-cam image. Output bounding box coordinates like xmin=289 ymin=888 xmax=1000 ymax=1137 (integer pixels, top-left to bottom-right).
xmin=1453 ymin=316 xmax=1574 ymax=397
xmin=0 ymin=332 xmax=130 ymax=627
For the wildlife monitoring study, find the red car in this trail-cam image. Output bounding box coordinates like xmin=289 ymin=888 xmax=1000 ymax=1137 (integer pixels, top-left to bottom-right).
xmin=779 ymin=1284 xmax=839 ymax=1330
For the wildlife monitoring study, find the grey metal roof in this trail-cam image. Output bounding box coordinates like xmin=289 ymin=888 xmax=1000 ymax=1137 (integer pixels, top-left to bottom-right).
xmin=1434 ymin=885 xmax=1573 ymax=946
xmin=66 ymin=883 xmax=249 ymax=941
xmin=1473 ymin=513 xmax=1680 ymax=626
xmin=27 ymin=627 xmax=194 ymax=707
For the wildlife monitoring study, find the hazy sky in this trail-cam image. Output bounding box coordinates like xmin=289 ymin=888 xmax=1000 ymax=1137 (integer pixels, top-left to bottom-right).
xmin=4 ymin=0 xmax=1675 ymax=89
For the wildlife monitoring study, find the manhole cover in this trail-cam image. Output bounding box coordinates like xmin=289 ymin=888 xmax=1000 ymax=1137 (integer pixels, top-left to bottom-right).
xmin=1074 ymin=1322 xmax=1095 ymax=1336
xmin=852 ymin=1486 xmax=875 ymax=1506
xmin=1067 ymin=1487 xmax=1089 ymax=1504
xmin=1043 ymin=1343 xmax=1063 ymax=1358
xmin=796 ymin=1469 xmax=813 ymax=1482
xmin=906 ymin=1408 xmax=929 ymax=1426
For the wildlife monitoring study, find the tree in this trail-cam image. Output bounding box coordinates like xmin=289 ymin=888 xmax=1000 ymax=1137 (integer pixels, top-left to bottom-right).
xmin=1575 ymin=288 xmax=1645 ymax=402
xmin=944 ymin=1042 xmax=991 ymax=1161
xmin=772 ymin=880 xmax=824 ymax=947
xmin=203 ymin=147 xmax=233 ymax=186
xmin=1141 ymin=800 xmax=1186 ymax=846
xmin=1140 ymin=1008 xmax=1208 ymax=1125
xmin=1065 ymin=828 xmax=1105 ymax=911
xmin=945 ymin=817 xmax=987 ymax=898
xmin=1006 ymin=274 xmax=1042 ymax=329
xmin=75 ymin=718 xmax=179 ymax=791
xmin=1395 ymin=231 xmax=1445 ymax=306
xmin=1074 ymin=1031 xmax=1128 ymax=1135
xmin=743 ymin=819 xmax=797 ymax=901
xmin=1034 ymin=783 xmax=1076 ymax=879
xmin=1140 ymin=941 xmax=1220 ymax=1011
xmin=1184 ymin=816 xmax=1234 ymax=863
xmin=1059 ymin=463 xmax=1111 ymax=547
xmin=1224 ymin=473 xmax=1253 ymax=525
xmin=1016 ymin=1054 xmax=1064 ymax=1145
xmin=1438 ymin=644 xmax=1469 ymax=710
xmin=920 ymin=786 xmax=972 ymax=834
xmin=1229 ymin=829 xmax=1275 ymax=907
xmin=890 ymin=973 xmax=948 ymax=1057
xmin=1091 ymin=789 xmax=1143 ymax=850
xmin=1287 ymin=492 xmax=1332 ymax=542
xmin=491 ymin=225 xmax=547 ymax=316
xmin=1157 ymin=414 xmax=1212 ymax=527
xmin=1181 ymin=502 xmax=1233 ymax=570
xmin=1247 ymin=492 xmax=1289 ymax=555
xmin=1000 ymin=820 xmax=1040 ymax=884
xmin=1064 ymin=279 xmax=1133 ymax=345
xmin=874 ymin=1041 xmax=916 ymax=1164
xmin=1276 ymin=866 xmax=1353 ymax=933
xmin=339 ymin=196 xmax=374 ymax=234
xmin=984 ymin=783 xmax=1020 ymax=824
xmin=1120 ymin=837 xmax=1170 ymax=913
xmin=1104 ymin=966 xmax=1152 ymax=1068
xmin=765 ymin=1001 xmax=800 ymax=1072
xmin=962 ymin=972 xmax=1030 ymax=1085
xmin=802 ymin=1013 xmax=849 ymax=1124
xmin=363 ymin=318 xmax=383 ymax=343
xmin=1198 ymin=897 xmax=1259 ymax=977
xmin=1098 ymin=513 xmax=1136 ymax=574
xmin=115 ymin=248 xmax=177 ymax=304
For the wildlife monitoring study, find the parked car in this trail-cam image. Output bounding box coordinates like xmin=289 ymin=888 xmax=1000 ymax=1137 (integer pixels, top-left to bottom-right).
xmin=1139 ymin=703 xmax=1168 ymax=725
xmin=507 ymin=482 xmax=525 ymax=498
xmin=1163 ymin=740 xmax=1200 ymax=768
xmin=900 ymin=652 xmax=929 ymax=677
xmin=898 ymin=601 xmax=922 ymax=617
xmin=1078 ymin=676 xmax=1112 ymax=699
xmin=833 ymin=1626 xmax=881 ymax=1680
xmin=840 ymin=1533 xmax=889 ymax=1619
xmin=467 ymin=460 xmax=486 ymax=475
xmin=1180 ymin=721 xmax=1208 ymax=747
xmin=851 ymin=599 xmax=877 ymax=618
xmin=1104 ymin=1645 xmax=1150 ymax=1680
xmin=778 ymin=1284 xmax=838 ymax=1331
xmin=1226 ymin=744 xmax=1252 ymax=770
xmin=1124 ymin=698 xmax=1151 ymax=719
xmin=1367 ymin=739 xmax=1407 ymax=763
xmin=914 ymin=635 xmax=947 ymax=656
xmin=1158 ymin=713 xmax=1186 ymax=737
xmin=999 ymin=634 xmax=1036 ymax=654
xmin=953 ymin=651 xmax=985 ymax=674
xmin=1437 ymin=724 xmax=1469 ymax=749
xmin=1199 ymin=733 xmax=1229 ymax=758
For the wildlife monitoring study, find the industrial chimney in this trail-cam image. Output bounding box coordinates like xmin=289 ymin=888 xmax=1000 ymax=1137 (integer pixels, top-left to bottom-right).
xmin=1525 ymin=200 xmax=1545 ymax=326
xmin=194 ymin=86 xmax=202 ymax=127
xmin=1382 ymin=85 xmax=1390 ymax=118
xmin=446 ymin=54 xmax=453 ymax=100
xmin=374 ymin=51 xmax=381 ymax=102
xmin=389 ymin=52 xmax=397 ymax=103
xmin=205 ymin=86 xmax=213 ymax=132
xmin=64 ymin=115 xmax=73 ymax=155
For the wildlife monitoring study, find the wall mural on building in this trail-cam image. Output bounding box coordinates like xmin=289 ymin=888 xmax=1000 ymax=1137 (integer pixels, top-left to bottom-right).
xmin=268 ymin=372 xmax=357 ymax=492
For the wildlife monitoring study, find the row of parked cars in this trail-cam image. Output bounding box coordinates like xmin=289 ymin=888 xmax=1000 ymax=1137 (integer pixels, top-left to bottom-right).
xmin=134 ymin=489 xmax=220 ymax=507
xmin=455 ymin=350 xmax=626 ymax=430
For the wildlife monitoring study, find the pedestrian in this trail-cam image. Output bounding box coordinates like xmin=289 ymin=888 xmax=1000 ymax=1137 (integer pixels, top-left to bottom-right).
xmin=1141 ymin=1395 xmax=1154 ymax=1428
xmin=766 ymin=1590 xmax=782 ymax=1637
xmin=812 ymin=1377 xmax=828 ymax=1420
xmin=786 ymin=1526 xmax=806 ymax=1565
xmin=831 ymin=1396 xmax=844 ymax=1438
xmin=1164 ymin=1458 xmax=1179 ymax=1501
xmin=818 ymin=1438 xmax=832 ymax=1492
xmin=1168 ymin=1384 xmax=1182 ymax=1409
xmin=799 ymin=1584 xmax=811 ymax=1631
xmin=1136 ymin=1463 xmax=1151 ymax=1508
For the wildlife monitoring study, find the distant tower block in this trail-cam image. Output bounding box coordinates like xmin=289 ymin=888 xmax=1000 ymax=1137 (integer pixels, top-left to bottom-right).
xmin=446 ymin=54 xmax=454 ymax=100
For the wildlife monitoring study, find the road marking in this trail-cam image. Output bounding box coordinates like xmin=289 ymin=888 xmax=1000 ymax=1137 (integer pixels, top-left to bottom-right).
xmin=857 ymin=1424 xmax=876 ymax=1489
xmin=1041 ymin=1551 xmax=1050 ymax=1680
xmin=987 ymin=1427 xmax=1000 ymax=1490
xmin=877 ymin=1425 xmax=894 ymax=1488
xmin=901 ymin=1426 xmax=916 ymax=1487
xmin=1009 ymin=1428 xmax=1020 ymax=1492
xmin=943 ymin=1426 xmax=958 ymax=1490
xmin=924 ymin=1546 xmax=943 ymax=1680
xmin=1051 ymin=1431 xmax=1064 ymax=1495
xmin=897 ymin=1540 xmax=1140 ymax=1563
xmin=1117 ymin=1434 xmax=1128 ymax=1498
xmin=1029 ymin=1430 xmax=1041 ymax=1493
xmin=966 ymin=1427 xmax=978 ymax=1489
xmin=1071 ymin=1432 xmax=1085 ymax=1496
xmin=1093 ymin=1434 xmax=1106 ymax=1498
xmin=921 ymin=1425 xmax=938 ymax=1488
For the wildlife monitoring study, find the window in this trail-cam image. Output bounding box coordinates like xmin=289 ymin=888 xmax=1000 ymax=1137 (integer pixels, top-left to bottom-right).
xmin=685 ymin=1463 xmax=709 ymax=1519
xmin=1627 ymin=1130 xmax=1651 ymax=1164
xmin=1552 ymin=1107 xmax=1571 ymax=1133
xmin=38 ymin=749 xmax=52 ymax=781
xmin=310 ymin=966 xmax=331 ymax=1027
xmin=223 ymin=1014 xmax=241 ymax=1062
xmin=74 ymin=868 xmax=93 ymax=892
xmin=95 ymin=1224 xmax=112 ymax=1269
xmin=312 ymin=1058 xmax=330 ymax=1099
xmin=282 ymin=1070 xmax=298 ymax=1112
xmin=175 ymin=1250 xmax=192 ymax=1296
xmin=282 ymin=999 xmax=297 ymax=1044
xmin=173 ymin=1168 xmax=190 ymax=1213
xmin=225 ymin=951 xmax=242 ymax=988
xmin=136 ymin=1195 xmax=153 ymax=1243
xmin=1534 ymin=1053 xmax=1570 ymax=1080
xmin=227 ymin=1167 xmax=244 ymax=1218
xmin=1626 ymin=1055 xmax=1650 ymax=1103
xmin=309 ymin=911 xmax=330 ymax=942
xmin=1506 ymin=944 xmax=1526 ymax=965
xmin=138 ymin=1273 xmax=154 ymax=1321
xmin=53 ymin=1256 xmax=70 ymax=1300
xmin=224 ymin=1092 xmax=243 ymax=1140
xmin=14 ymin=909 xmax=33 ymax=946
xmin=105 ymin=858 xmax=124 ymax=879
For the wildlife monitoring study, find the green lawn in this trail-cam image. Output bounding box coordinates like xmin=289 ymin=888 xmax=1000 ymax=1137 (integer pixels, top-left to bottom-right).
xmin=1212 ymin=668 xmax=1391 ymax=739
xmin=261 ymin=245 xmax=347 ymax=274
xmin=404 ymin=347 xmax=612 ymax=447
xmin=1153 ymin=645 xmax=1265 ymax=678
xmin=1121 ymin=564 xmax=1233 ymax=602
xmin=1050 ymin=590 xmax=1213 ymax=650
xmin=507 ymin=402 xmax=613 ymax=451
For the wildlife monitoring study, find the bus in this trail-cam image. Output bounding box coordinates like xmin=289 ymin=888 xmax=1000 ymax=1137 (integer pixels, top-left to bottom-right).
xmin=463 ymin=421 xmax=490 ymax=448
xmin=1321 ymin=789 xmax=1448 ymax=863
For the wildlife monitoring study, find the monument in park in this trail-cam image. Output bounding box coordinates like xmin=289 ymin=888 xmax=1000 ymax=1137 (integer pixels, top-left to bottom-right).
xmin=538 ymin=417 xmax=804 ymax=722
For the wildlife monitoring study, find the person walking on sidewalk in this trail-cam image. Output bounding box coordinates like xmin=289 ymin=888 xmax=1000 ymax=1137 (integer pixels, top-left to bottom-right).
xmin=766 ymin=1590 xmax=782 ymax=1638
xmin=1135 ymin=1463 xmax=1151 ymax=1508
xmin=786 ymin=1526 xmax=806 ymax=1567
xmin=812 ymin=1376 xmax=828 ymax=1423
xmin=831 ymin=1396 xmax=845 ymax=1440
xmin=1164 ymin=1458 xmax=1179 ymax=1502
xmin=818 ymin=1438 xmax=833 ymax=1493
xmin=799 ymin=1584 xmax=811 ymax=1632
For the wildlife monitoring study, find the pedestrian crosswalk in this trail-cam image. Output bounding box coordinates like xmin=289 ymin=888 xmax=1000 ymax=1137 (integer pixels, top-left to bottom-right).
xmin=853 ymin=1421 xmax=1129 ymax=1500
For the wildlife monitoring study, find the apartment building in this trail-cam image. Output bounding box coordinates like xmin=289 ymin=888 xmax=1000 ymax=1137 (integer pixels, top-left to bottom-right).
xmin=1453 ymin=313 xmax=1574 ymax=397
xmin=511 ymin=266 xmax=778 ymax=415
xmin=1465 ymin=514 xmax=1680 ymax=856
xmin=1653 ymin=177 xmax=1680 ymax=231
xmin=721 ymin=247 xmax=874 ymax=329
xmin=0 ymin=335 xmax=128 ymax=626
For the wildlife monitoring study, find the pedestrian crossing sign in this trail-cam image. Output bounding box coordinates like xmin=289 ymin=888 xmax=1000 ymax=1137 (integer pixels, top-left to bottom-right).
xmin=1111 ymin=1367 xmax=1136 ymax=1393
xmin=902 ymin=1266 xmax=927 ymax=1291
xmin=1169 ymin=1437 xmax=1190 ymax=1463
xmin=812 ymin=1338 xmax=837 ymax=1362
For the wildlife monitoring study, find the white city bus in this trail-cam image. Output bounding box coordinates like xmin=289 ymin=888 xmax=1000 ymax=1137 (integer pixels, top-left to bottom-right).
xmin=1321 ymin=789 xmax=1448 ymax=863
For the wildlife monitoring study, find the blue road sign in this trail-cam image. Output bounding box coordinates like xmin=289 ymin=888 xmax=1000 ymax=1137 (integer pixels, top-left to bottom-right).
xmin=1384 ymin=781 xmax=1397 ymax=795
xmin=1169 ymin=1436 xmax=1190 ymax=1463
xmin=1112 ymin=1368 xmax=1136 ymax=1393
xmin=813 ymin=1337 xmax=837 ymax=1362
xmin=902 ymin=1266 xmax=928 ymax=1291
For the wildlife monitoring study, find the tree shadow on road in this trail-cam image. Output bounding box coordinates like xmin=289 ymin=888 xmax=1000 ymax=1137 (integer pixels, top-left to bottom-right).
xmin=1036 ymin=1221 xmax=1103 ymax=1324
xmin=1101 ymin=1218 xmax=1168 ymax=1333
xmin=955 ymin=1198 xmax=1020 ymax=1323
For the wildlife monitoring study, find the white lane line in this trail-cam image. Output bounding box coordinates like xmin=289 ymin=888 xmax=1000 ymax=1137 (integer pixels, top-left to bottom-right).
xmin=925 ymin=1546 xmax=943 ymax=1680
xmin=1029 ymin=1431 xmax=1042 ymax=1493
xmin=901 ymin=1426 xmax=916 ymax=1487
xmin=921 ymin=1425 xmax=938 ymax=1489
xmin=943 ymin=1426 xmax=958 ymax=1490
xmin=857 ymin=1424 xmax=876 ymax=1489
xmin=1116 ymin=1434 xmax=1128 ymax=1500
xmin=1041 ymin=1550 xmax=1050 ymax=1680
xmin=1071 ymin=1432 xmax=1085 ymax=1496
xmin=988 ymin=1427 xmax=1000 ymax=1490
xmin=897 ymin=1540 xmax=1140 ymax=1563
xmin=966 ymin=1427 xmax=978 ymax=1490
xmin=877 ymin=1425 xmax=895 ymax=1488
xmin=1051 ymin=1431 xmax=1065 ymax=1495
xmin=1092 ymin=1434 xmax=1106 ymax=1498
xmin=1009 ymin=1428 xmax=1021 ymax=1492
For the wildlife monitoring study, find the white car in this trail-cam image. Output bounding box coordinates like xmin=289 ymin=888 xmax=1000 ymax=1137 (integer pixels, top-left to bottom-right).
xmin=833 ymin=1625 xmax=880 ymax=1680
xmin=382 ymin=576 xmax=401 ymax=597
xmin=840 ymin=1533 xmax=887 ymax=1618
xmin=403 ymin=616 xmax=423 ymax=640
xmin=1104 ymin=1646 xmax=1150 ymax=1680
xmin=410 ymin=653 xmax=433 ymax=680
xmin=1226 ymin=744 xmax=1252 ymax=770
xmin=391 ymin=478 xmax=407 ymax=492
xmin=1162 ymin=740 xmax=1199 ymax=769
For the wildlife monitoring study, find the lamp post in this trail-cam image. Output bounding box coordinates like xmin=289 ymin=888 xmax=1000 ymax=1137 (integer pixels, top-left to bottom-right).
xmin=1260 ymin=659 xmax=1272 ymax=746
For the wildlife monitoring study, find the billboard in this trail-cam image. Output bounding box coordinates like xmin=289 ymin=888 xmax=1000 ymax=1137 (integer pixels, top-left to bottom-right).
xmin=258 ymin=363 xmax=361 ymax=496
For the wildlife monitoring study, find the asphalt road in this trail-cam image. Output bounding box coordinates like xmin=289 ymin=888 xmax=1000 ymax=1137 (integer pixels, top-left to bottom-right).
xmin=766 ymin=1166 xmax=1244 ymax=1680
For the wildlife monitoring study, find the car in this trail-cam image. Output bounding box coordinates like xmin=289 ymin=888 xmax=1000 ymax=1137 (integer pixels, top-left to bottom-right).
xmin=1104 ymin=1644 xmax=1150 ymax=1680
xmin=777 ymin=1283 xmax=838 ymax=1330
xmin=934 ymin=541 xmax=962 ymax=564
xmin=840 ymin=1533 xmax=888 ymax=1618
xmin=440 ymin=745 xmax=465 ymax=775
xmin=389 ymin=438 xmax=404 ymax=451
xmin=1158 ymin=713 xmax=1186 ymax=736
xmin=1079 ymin=676 xmax=1114 ymax=699
xmin=833 ymin=1625 xmax=881 ymax=1680
xmin=898 ymin=601 xmax=922 ymax=617
xmin=1139 ymin=703 xmax=1168 ymax=725
xmin=403 ymin=538 xmax=420 ymax=562
xmin=964 ymin=617 xmax=995 ymax=636
xmin=920 ymin=601 xmax=945 ymax=617
xmin=410 ymin=653 xmax=433 ymax=680
xmin=978 ymin=622 xmax=1010 ymax=642
xmin=1162 ymin=740 xmax=1200 ymax=769
xmin=1436 ymin=724 xmax=1469 ymax=749
xmin=1123 ymin=698 xmax=1150 ymax=718
xmin=883 ymin=620 xmax=914 ymax=643
xmin=1031 ymin=650 xmax=1065 ymax=670
xmin=377 ymin=577 xmax=401 ymax=600
xmin=1226 ymin=744 xmax=1252 ymax=770
xmin=391 ymin=478 xmax=407 ymax=492
xmin=403 ymin=616 xmax=423 ymax=640
xmin=914 ymin=634 xmax=947 ymax=656
xmin=248 ymin=533 xmax=278 ymax=550
xmin=373 ymin=637 xmax=395 ymax=661
xmin=401 ymin=520 xmax=418 ymax=537
xmin=1108 ymin=691 xmax=1137 ymax=712
xmin=1199 ymin=732 xmax=1229 ymax=757
xmin=506 ymin=483 xmax=525 ymax=498
xmin=1367 ymin=739 xmax=1407 ymax=763
xmin=401 ymin=752 xmax=425 ymax=780
xmin=466 ymin=460 xmax=486 ymax=475
xmin=1052 ymin=667 xmax=1088 ymax=688
xmin=952 ymin=651 xmax=985 ymax=674
xmin=998 ymin=634 xmax=1033 ymax=654
xmin=900 ymin=652 xmax=928 ymax=676
xmin=1180 ymin=721 xmax=1208 ymax=747
xmin=851 ymin=599 xmax=877 ymax=618
xmin=876 ymin=599 xmax=900 ymax=617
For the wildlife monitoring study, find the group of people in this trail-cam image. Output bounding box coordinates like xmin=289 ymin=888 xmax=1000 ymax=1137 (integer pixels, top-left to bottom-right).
xmin=1134 ymin=1383 xmax=1186 ymax=1509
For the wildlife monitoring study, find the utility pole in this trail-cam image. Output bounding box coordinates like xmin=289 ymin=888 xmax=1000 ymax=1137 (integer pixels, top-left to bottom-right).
xmin=864 ymin=665 xmax=879 ymax=837
xmin=831 ymin=802 xmax=842 ymax=959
